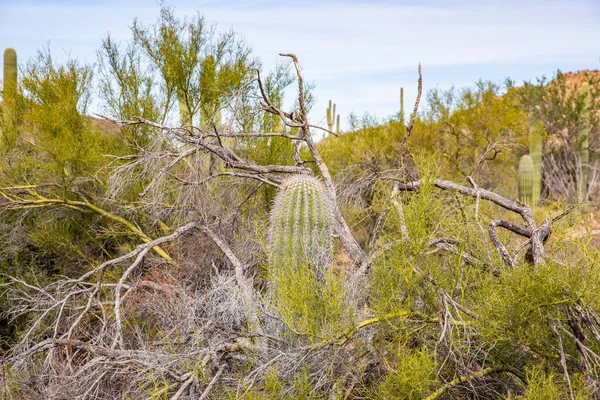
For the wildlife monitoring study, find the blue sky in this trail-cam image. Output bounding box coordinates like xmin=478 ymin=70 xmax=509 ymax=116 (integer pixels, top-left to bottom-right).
xmin=1 ymin=0 xmax=599 ymax=130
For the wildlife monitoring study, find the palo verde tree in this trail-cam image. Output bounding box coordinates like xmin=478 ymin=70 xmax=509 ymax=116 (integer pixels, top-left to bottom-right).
xmin=0 ymin=47 xmax=132 ymax=276
xmin=0 ymin=6 xmax=274 ymax=329
xmin=98 ymin=6 xmax=257 ymax=133
xmin=96 ymin=5 xmax=297 ymax=209
xmin=417 ymin=80 xmax=528 ymax=190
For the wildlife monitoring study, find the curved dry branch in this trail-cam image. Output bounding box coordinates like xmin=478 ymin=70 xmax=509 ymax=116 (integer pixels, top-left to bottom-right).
xmin=390 ymin=178 xmax=558 ymax=268
xmin=424 ymin=365 xmax=525 ymax=400
xmin=0 ymin=188 xmax=176 ymax=265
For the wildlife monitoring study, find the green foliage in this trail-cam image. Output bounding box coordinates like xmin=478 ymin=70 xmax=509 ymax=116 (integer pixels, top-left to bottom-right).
xmin=98 ymin=5 xmax=256 ymax=135
xmin=97 ymin=35 xmax=160 ymax=147
xmin=419 ymin=80 xmax=528 ymax=187
xmin=516 ymin=365 xmax=593 ymax=399
xmin=198 ymin=54 xmax=219 ymax=128
xmin=518 ymin=366 xmax=561 ymax=400
xmin=273 ymin=266 xmax=355 ymax=340
xmin=519 ymin=71 xmax=600 ymax=146
xmin=372 ymin=345 xmax=439 ymax=400
xmin=518 ymin=154 xmax=535 ymax=206
xmin=319 ymin=118 xmax=405 ymax=177
xmin=577 ymin=82 xmax=590 ymax=202
xmin=519 ymin=71 xmax=599 ymax=202
xmin=235 ymin=63 xmax=296 ymax=209
xmin=239 ymin=366 xmax=322 ymax=399
xmin=369 ymin=177 xmax=440 ymax=314
xmin=529 ymin=119 xmax=544 ymax=206
xmin=474 ymin=242 xmax=600 ymax=355
xmin=15 ymin=48 xmax=122 ymax=184
xmin=0 ymin=47 xmax=139 ymax=330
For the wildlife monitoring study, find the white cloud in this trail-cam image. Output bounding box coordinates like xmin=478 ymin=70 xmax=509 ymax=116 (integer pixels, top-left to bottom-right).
xmin=1 ymin=0 xmax=598 ymax=128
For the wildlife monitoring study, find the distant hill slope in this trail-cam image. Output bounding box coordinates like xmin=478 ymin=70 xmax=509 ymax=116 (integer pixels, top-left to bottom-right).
xmin=557 ymin=70 xmax=600 ymax=90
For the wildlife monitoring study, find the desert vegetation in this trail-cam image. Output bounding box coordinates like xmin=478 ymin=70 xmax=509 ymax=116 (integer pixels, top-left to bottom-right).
xmin=1 ymin=5 xmax=600 ymax=399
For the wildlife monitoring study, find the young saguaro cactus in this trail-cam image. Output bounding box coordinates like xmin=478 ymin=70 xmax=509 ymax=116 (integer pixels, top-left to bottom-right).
xmin=268 ymin=175 xmax=334 ymax=277
xmin=326 ymin=100 xmax=339 ymax=134
xmin=518 ymin=154 xmax=535 ymax=206
xmin=577 ymin=82 xmax=591 ymax=202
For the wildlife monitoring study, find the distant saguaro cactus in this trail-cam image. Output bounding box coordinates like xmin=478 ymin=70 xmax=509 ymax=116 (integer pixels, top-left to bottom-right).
xmin=577 ymin=82 xmax=591 ymax=202
xmin=2 ymin=48 xmax=18 ymax=146
xmin=518 ymin=154 xmax=535 ymax=206
xmin=268 ymin=175 xmax=333 ymax=276
xmin=3 ymin=47 xmax=17 ymax=94
xmin=326 ymin=100 xmax=339 ymax=134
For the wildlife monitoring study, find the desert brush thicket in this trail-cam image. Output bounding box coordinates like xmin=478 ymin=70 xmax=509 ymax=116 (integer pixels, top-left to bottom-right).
xmin=1 ymin=6 xmax=600 ymax=400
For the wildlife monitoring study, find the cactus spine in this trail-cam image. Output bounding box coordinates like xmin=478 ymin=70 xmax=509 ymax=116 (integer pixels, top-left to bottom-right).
xmin=529 ymin=120 xmax=544 ymax=206
xmin=518 ymin=154 xmax=535 ymax=206
xmin=268 ymin=175 xmax=333 ymax=277
xmin=326 ymin=100 xmax=339 ymax=134
xmin=577 ymin=82 xmax=590 ymax=202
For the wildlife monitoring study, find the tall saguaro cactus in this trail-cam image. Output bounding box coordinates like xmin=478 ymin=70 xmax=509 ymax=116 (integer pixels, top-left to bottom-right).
xmin=3 ymin=48 xmax=17 ymax=94
xmin=2 ymin=48 xmax=18 ymax=147
xmin=268 ymin=175 xmax=333 ymax=277
xmin=577 ymin=82 xmax=591 ymax=202
xmin=518 ymin=154 xmax=535 ymax=206
xmin=326 ymin=100 xmax=339 ymax=134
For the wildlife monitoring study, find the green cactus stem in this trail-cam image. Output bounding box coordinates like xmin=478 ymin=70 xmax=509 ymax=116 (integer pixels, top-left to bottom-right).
xmin=326 ymin=100 xmax=339 ymax=134
xmin=577 ymin=82 xmax=590 ymax=202
xmin=518 ymin=154 xmax=535 ymax=206
xmin=3 ymin=48 xmax=17 ymax=94
xmin=268 ymin=175 xmax=333 ymax=277
xmin=2 ymin=48 xmax=18 ymax=147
